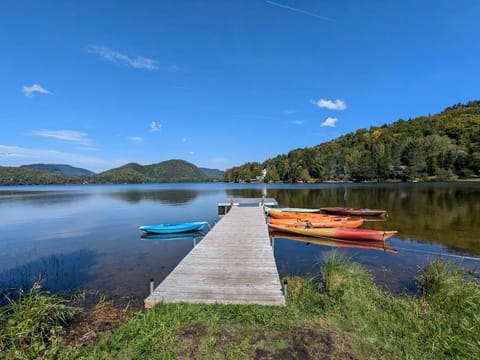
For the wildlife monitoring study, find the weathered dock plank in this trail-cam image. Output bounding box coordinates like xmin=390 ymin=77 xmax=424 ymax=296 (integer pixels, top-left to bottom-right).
xmin=145 ymin=205 xmax=285 ymax=307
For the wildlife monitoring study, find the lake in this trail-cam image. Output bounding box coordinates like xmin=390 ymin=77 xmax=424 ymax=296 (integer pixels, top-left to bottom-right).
xmin=1 ymin=182 xmax=479 ymax=300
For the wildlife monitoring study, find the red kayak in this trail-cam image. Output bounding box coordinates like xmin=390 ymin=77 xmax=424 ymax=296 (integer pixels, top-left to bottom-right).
xmin=270 ymin=231 xmax=397 ymax=253
xmin=320 ymin=207 xmax=388 ymax=217
xmin=268 ymin=223 xmax=397 ymax=242
xmin=268 ymin=217 xmax=364 ymax=228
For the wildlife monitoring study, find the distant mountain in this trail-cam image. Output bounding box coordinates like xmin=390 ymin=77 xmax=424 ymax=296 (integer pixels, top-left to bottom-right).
xmin=0 ymin=166 xmax=78 ymax=185
xmin=21 ymin=164 xmax=95 ymax=177
xmin=199 ymin=167 xmax=224 ymax=179
xmin=0 ymin=160 xmax=222 ymax=185
xmin=93 ymin=159 xmax=211 ymax=183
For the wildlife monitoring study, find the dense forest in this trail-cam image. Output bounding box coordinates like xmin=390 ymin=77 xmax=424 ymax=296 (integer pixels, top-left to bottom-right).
xmin=224 ymin=101 xmax=480 ymax=183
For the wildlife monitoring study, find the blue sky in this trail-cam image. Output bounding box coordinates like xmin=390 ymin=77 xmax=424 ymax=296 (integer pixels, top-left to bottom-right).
xmin=1 ymin=0 xmax=479 ymax=172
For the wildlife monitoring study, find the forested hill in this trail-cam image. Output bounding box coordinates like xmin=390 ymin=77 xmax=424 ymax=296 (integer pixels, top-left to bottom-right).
xmin=0 ymin=160 xmax=222 ymax=185
xmin=94 ymin=159 xmax=211 ymax=183
xmin=20 ymin=164 xmax=95 ymax=177
xmin=224 ymin=100 xmax=480 ymax=183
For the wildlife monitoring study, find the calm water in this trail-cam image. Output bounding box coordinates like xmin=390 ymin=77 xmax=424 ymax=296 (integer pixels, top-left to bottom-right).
xmin=1 ymin=182 xmax=479 ymax=300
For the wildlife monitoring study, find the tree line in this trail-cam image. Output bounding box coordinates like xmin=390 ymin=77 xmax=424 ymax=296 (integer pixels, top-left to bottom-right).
xmin=224 ymin=101 xmax=480 ymax=183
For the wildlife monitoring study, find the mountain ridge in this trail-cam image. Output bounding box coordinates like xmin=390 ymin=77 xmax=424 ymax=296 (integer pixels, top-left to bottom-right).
xmin=0 ymin=160 xmax=224 ymax=185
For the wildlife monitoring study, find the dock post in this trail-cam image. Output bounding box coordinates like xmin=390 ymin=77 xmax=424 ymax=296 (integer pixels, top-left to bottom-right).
xmin=283 ymin=279 xmax=288 ymax=298
xmin=150 ymin=278 xmax=155 ymax=294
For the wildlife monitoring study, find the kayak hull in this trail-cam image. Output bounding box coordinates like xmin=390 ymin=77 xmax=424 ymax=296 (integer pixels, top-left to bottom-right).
xmin=139 ymin=221 xmax=208 ymax=234
xmin=268 ymin=217 xmax=363 ymax=228
xmin=268 ymin=224 xmax=397 ymax=242
xmin=268 ymin=210 xmax=342 ymax=220
xmin=270 ymin=231 xmax=397 ymax=253
xmin=266 ymin=207 xmax=321 ymax=213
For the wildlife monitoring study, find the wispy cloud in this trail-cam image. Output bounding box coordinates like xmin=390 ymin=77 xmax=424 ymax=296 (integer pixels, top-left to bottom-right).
xmin=282 ymin=109 xmax=297 ymax=115
xmin=87 ymin=45 xmax=158 ymax=71
xmin=321 ymin=117 xmax=338 ymax=127
xmin=0 ymin=144 xmax=109 ymax=172
xmin=266 ymin=1 xmax=336 ymax=23
xmin=22 ymin=84 xmax=53 ymax=98
xmin=313 ymin=98 xmax=347 ymax=110
xmin=30 ymin=129 xmax=94 ymax=147
xmin=128 ymin=137 xmax=143 ymax=143
xmin=291 ymin=120 xmax=304 ymax=125
xmin=150 ymin=121 xmax=162 ymax=132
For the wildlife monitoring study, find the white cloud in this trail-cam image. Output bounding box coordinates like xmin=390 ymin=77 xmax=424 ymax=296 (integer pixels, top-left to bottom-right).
xmin=282 ymin=109 xmax=297 ymax=115
xmin=321 ymin=117 xmax=338 ymax=127
xmin=0 ymin=144 xmax=109 ymax=172
xmin=30 ymin=129 xmax=94 ymax=147
xmin=188 ymin=151 xmax=195 ymax=155
xmin=87 ymin=45 xmax=158 ymax=71
xmin=313 ymin=98 xmax=347 ymax=110
xmin=291 ymin=120 xmax=304 ymax=125
xmin=22 ymin=84 xmax=53 ymax=98
xmin=128 ymin=137 xmax=143 ymax=143
xmin=150 ymin=121 xmax=162 ymax=132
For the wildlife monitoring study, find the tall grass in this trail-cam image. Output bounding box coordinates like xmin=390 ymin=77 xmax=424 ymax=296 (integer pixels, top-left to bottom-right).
xmin=2 ymin=257 xmax=478 ymax=359
xmin=0 ymin=283 xmax=75 ymax=359
xmin=318 ymin=257 xmax=480 ymax=359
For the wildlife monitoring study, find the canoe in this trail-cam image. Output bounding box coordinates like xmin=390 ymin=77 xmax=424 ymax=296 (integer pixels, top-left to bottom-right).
xmin=268 ymin=217 xmax=363 ymax=228
xmin=320 ymin=207 xmax=388 ymax=217
xmin=141 ymin=231 xmax=206 ymax=241
xmin=268 ymin=223 xmax=397 ymax=242
xmin=270 ymin=231 xmax=397 ymax=253
xmin=139 ymin=221 xmax=209 ymax=234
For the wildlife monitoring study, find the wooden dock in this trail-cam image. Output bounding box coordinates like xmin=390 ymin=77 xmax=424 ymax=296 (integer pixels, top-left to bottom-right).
xmin=144 ymin=205 xmax=285 ymax=307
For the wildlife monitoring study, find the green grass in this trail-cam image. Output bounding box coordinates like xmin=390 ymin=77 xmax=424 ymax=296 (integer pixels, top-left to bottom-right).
xmin=0 ymin=283 xmax=76 ymax=359
xmin=1 ymin=257 xmax=479 ymax=359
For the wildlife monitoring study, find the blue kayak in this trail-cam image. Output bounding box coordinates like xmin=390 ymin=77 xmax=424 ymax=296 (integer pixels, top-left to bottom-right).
xmin=139 ymin=221 xmax=209 ymax=234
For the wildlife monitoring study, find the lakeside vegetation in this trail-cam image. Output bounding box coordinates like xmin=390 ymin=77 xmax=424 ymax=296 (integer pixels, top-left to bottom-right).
xmin=1 ymin=257 xmax=479 ymax=359
xmin=225 ymin=101 xmax=480 ymax=183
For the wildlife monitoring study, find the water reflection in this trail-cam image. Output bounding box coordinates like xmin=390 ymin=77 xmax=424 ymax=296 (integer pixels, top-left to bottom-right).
xmin=140 ymin=231 xmax=206 ymax=241
xmin=0 ymin=249 xmax=95 ymax=297
xmin=0 ymin=182 xmax=478 ymax=299
xmin=0 ymin=190 xmax=91 ymax=206
xmin=108 ymin=189 xmax=200 ymax=205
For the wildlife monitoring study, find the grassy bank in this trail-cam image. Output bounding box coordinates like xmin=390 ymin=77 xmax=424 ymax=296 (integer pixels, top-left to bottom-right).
xmin=1 ymin=256 xmax=479 ymax=359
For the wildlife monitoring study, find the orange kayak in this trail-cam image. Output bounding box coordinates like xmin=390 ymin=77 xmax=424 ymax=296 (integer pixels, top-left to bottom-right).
xmin=268 ymin=210 xmax=344 ymax=220
xmin=268 ymin=224 xmax=397 ymax=242
xmin=270 ymin=231 xmax=397 ymax=253
xmin=268 ymin=217 xmax=363 ymax=228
